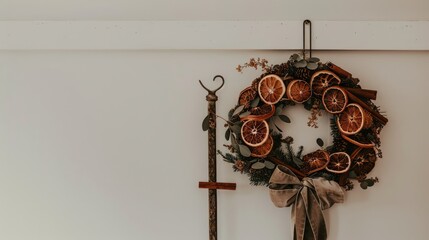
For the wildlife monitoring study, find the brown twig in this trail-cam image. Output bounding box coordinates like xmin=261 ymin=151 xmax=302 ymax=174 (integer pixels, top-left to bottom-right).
xmin=268 ymin=157 xmax=306 ymax=179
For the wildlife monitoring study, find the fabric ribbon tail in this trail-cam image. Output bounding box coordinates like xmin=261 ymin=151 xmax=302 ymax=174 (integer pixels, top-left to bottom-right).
xmin=292 ymin=187 xmax=327 ymax=240
xmin=269 ymin=166 xmax=345 ymax=240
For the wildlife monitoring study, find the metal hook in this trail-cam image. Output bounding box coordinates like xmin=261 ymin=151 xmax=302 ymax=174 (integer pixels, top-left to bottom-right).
xmin=303 ymin=19 xmax=312 ymax=59
xmin=199 ymin=75 xmax=225 ymax=95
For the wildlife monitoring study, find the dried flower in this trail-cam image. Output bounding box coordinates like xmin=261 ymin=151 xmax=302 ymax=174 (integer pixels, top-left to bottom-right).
xmin=236 ymin=57 xmax=272 ymax=73
xmin=234 ymin=160 xmax=246 ymax=173
xmin=223 ymin=144 xmax=236 ymax=153
xmin=308 ymin=99 xmax=322 ymax=128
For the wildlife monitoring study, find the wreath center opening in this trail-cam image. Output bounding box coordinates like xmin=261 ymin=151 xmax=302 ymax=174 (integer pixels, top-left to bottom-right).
xmin=276 ymin=104 xmax=333 ymax=155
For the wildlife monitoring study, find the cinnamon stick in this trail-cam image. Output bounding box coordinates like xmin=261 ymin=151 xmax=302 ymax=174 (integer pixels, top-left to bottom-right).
xmin=344 ymin=87 xmax=377 ymax=100
xmin=350 ymin=147 xmax=363 ymax=160
xmin=345 ymin=90 xmax=388 ymax=125
xmin=327 ymin=62 xmax=352 ymax=79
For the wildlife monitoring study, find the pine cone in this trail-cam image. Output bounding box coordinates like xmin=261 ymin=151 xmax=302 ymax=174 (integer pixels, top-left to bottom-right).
xmin=271 ymin=64 xmax=281 ymax=74
xmin=251 ymin=78 xmax=260 ymax=91
xmin=333 ymin=137 xmax=348 ymax=152
xmin=293 ymin=67 xmax=313 ymax=81
xmin=271 ymin=63 xmax=289 ymax=76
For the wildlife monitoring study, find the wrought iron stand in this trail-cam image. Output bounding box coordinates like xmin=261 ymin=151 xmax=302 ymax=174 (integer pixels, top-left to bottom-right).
xmin=198 ymin=75 xmax=236 ymax=240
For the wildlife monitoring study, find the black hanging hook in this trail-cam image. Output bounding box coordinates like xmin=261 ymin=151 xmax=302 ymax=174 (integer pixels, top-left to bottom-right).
xmin=303 ymin=19 xmax=312 ymax=59
xmin=199 ymin=75 xmax=225 ymax=95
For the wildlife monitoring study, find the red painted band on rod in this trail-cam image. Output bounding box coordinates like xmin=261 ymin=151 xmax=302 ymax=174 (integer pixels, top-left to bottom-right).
xmin=199 ymin=182 xmax=237 ymax=190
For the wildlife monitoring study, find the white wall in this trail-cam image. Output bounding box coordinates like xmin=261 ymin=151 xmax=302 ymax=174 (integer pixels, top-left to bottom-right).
xmin=0 ymin=0 xmax=428 ymax=21
xmin=1 ymin=50 xmax=428 ymax=240
xmin=0 ymin=2 xmax=429 ymax=240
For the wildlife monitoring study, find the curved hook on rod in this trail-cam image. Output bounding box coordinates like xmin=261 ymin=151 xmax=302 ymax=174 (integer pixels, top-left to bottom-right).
xmin=199 ymin=75 xmax=225 ymax=95
xmin=303 ymin=19 xmax=312 ymax=59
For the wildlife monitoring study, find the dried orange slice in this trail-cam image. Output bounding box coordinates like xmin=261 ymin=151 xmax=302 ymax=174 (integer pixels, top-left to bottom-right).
xmin=241 ymin=104 xmax=275 ymax=121
xmin=238 ymin=86 xmax=257 ymax=108
xmin=341 ymin=134 xmax=375 ymax=149
xmin=326 ymin=152 xmax=351 ymax=174
xmin=310 ymin=70 xmax=341 ymax=96
xmin=322 ymin=86 xmax=348 ymax=114
xmin=351 ymin=148 xmax=377 ymax=176
xmin=250 ymin=135 xmax=273 ymax=157
xmin=286 ymin=80 xmax=312 ymax=103
xmin=258 ymin=74 xmax=286 ymax=105
xmin=302 ymin=150 xmax=330 ymax=174
xmin=337 ymin=103 xmax=373 ymax=135
xmin=241 ymin=119 xmax=269 ymax=147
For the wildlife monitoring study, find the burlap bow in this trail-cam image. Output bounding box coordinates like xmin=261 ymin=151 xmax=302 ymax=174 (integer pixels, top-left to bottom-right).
xmin=269 ymin=166 xmax=344 ymax=240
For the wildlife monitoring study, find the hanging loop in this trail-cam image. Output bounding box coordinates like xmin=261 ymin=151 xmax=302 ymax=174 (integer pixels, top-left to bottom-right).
xmin=303 ymin=19 xmax=312 ymax=59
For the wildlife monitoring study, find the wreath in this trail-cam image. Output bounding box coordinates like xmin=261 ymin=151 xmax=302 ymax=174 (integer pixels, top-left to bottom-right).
xmin=215 ymin=55 xmax=388 ymax=239
xmin=218 ymin=54 xmax=388 ymax=190
xmin=200 ymin=54 xmax=389 ymax=240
